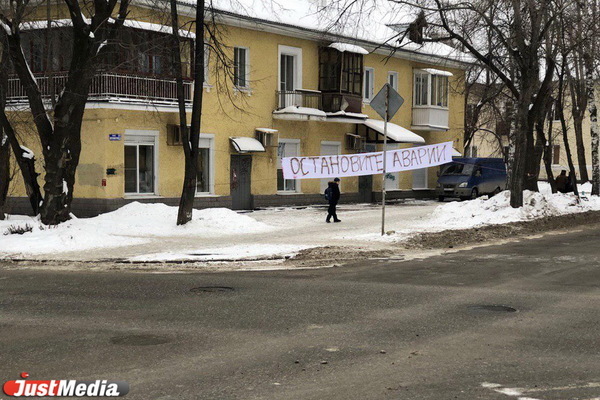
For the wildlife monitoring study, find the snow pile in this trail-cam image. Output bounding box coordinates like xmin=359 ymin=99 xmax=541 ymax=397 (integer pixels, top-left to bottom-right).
xmin=0 ymin=203 xmax=272 ymax=256
xmin=429 ymin=190 xmax=600 ymax=230
xmin=129 ymin=244 xmax=309 ymax=262
xmin=91 ymin=202 xmax=271 ymax=237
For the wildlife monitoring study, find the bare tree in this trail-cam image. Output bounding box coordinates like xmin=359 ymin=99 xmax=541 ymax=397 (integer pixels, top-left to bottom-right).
xmin=167 ymin=0 xmax=258 ymax=225
xmin=0 ymin=32 xmax=42 ymax=216
xmin=0 ymin=0 xmax=130 ymax=224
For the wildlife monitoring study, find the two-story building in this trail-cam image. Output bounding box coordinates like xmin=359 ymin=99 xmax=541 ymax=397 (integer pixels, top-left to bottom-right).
xmin=6 ymin=1 xmax=470 ymax=216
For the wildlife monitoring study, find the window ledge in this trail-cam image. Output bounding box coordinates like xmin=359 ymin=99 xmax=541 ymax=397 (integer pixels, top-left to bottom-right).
xmin=234 ymin=87 xmax=253 ymax=96
xmin=195 ymin=193 xmax=220 ymax=198
xmin=412 ymin=105 xmax=449 ymax=110
xmin=276 ymin=191 xmax=302 ymax=195
xmin=124 ymin=194 xmax=162 ymax=199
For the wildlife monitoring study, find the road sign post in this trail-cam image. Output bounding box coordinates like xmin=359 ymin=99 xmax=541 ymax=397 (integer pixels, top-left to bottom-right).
xmin=370 ymin=83 xmax=404 ymax=236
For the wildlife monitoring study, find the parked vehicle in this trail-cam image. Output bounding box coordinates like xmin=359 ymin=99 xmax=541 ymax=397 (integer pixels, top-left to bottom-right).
xmin=435 ymin=158 xmax=507 ymax=201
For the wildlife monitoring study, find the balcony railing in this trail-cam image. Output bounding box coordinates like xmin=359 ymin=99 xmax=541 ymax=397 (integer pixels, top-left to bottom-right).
xmin=276 ymin=89 xmax=322 ymax=110
xmin=7 ymin=72 xmax=192 ymax=105
xmin=412 ymin=106 xmax=449 ymax=131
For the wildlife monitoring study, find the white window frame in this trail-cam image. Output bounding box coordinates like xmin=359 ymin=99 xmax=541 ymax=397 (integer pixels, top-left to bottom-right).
xmin=320 ymin=141 xmax=342 ymax=192
xmin=363 ymin=67 xmax=375 ymax=102
xmin=233 ymin=46 xmax=250 ymax=89
xmin=278 ymin=45 xmax=303 ymax=91
xmin=196 ymin=133 xmax=215 ymax=196
xmin=204 ymin=42 xmax=210 ymax=86
xmin=413 ymin=70 xmax=449 ymax=109
xmin=413 ymin=71 xmax=430 ymax=107
xmin=277 ymin=138 xmax=301 ymax=193
xmin=124 ymin=129 xmax=159 ymax=197
xmin=388 ymin=71 xmax=399 ymax=91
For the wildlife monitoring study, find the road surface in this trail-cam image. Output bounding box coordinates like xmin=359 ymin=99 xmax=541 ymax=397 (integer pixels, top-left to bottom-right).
xmin=1 ymin=227 xmax=599 ymax=399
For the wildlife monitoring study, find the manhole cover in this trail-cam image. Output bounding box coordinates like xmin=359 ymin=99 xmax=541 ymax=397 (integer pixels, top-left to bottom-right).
xmin=468 ymin=305 xmax=517 ymax=313
xmin=110 ymin=334 xmax=171 ymax=346
xmin=190 ymin=286 xmax=234 ymax=293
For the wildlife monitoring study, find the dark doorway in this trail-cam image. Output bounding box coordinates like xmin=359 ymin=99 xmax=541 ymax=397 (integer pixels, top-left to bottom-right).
xmin=359 ymin=174 xmax=373 ymax=203
xmin=230 ymin=155 xmax=253 ymax=210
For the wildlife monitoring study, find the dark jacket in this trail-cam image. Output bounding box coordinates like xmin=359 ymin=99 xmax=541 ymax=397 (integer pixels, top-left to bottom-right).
xmin=327 ymin=181 xmax=341 ymax=204
xmin=555 ymin=174 xmax=568 ymax=193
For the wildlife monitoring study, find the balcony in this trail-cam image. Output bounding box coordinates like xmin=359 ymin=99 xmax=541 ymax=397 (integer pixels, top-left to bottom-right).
xmin=273 ymin=90 xmax=367 ymax=123
xmin=276 ymin=89 xmax=322 ymax=110
xmin=411 ymin=106 xmax=449 ymax=131
xmin=7 ymin=72 xmax=192 ymax=105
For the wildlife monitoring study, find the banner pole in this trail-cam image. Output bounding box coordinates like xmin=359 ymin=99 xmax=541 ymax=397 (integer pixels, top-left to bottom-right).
xmin=381 ymin=85 xmax=388 ymax=236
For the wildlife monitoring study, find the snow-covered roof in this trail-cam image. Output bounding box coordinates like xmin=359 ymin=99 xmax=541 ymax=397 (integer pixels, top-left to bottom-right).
xmin=19 ymin=18 xmax=195 ymax=38
xmin=194 ymin=0 xmax=472 ymax=67
xmin=363 ymin=119 xmax=426 ymax=144
xmin=273 ymin=106 xmax=327 ymax=118
xmin=230 ymin=137 xmax=266 ymax=152
xmin=255 ymin=127 xmax=279 ymax=133
xmin=328 ymin=42 xmax=369 ymax=55
xmin=423 ymin=68 xmax=454 ymax=77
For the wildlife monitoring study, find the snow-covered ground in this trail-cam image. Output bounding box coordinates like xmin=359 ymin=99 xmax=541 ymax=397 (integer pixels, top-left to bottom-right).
xmin=1 ymin=183 xmax=598 ymax=262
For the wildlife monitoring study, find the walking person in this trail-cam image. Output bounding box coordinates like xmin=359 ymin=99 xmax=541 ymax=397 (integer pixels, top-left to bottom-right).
xmin=325 ymin=177 xmax=341 ymax=223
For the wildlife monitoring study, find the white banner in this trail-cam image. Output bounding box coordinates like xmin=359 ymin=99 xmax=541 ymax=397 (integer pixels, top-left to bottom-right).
xmin=282 ymin=141 xmax=453 ymax=179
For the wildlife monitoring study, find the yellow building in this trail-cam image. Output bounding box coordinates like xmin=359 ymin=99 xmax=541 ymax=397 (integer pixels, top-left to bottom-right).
xmin=6 ymin=2 xmax=469 ymax=216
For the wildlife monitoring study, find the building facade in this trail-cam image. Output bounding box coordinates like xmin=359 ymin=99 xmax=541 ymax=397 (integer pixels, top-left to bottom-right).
xmin=5 ymin=2 xmax=468 ymax=216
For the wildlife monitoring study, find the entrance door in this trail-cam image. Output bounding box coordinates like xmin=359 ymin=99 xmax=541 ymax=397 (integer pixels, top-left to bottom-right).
xmin=230 ymin=155 xmax=253 ymax=210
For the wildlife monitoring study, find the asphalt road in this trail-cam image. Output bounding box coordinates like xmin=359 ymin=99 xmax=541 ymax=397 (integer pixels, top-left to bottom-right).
xmin=1 ymin=228 xmax=599 ymax=400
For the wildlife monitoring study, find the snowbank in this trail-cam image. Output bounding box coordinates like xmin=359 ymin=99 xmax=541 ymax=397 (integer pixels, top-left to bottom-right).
xmin=428 ymin=190 xmax=600 ymax=230
xmin=0 ymin=203 xmax=272 ymax=256
xmin=129 ymin=244 xmax=309 ymax=262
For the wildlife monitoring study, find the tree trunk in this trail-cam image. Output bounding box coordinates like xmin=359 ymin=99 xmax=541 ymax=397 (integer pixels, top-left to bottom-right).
xmin=509 ymin=106 xmax=529 ymax=207
xmin=572 ymin=113 xmax=589 ymax=182
xmin=0 ymin=111 xmax=43 ymax=215
xmin=0 ymin=132 xmax=9 ymax=220
xmin=176 ymin=0 xmax=204 ymax=225
xmin=558 ymin=96 xmax=580 ymax=197
xmin=0 ymin=40 xmax=42 ymax=215
xmin=584 ymin=53 xmax=600 ymax=195
xmin=39 ymin=48 xmax=93 ymax=225
xmin=543 ymin=110 xmax=556 ymax=193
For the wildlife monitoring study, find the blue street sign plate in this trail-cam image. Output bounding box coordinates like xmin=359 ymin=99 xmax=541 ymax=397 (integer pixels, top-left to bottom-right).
xmin=109 ymin=134 xmax=121 ymax=141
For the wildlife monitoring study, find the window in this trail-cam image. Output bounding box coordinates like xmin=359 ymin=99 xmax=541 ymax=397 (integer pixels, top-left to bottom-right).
xmin=279 ymin=45 xmax=302 ymax=93
xmin=234 ymin=47 xmax=249 ymax=88
xmin=414 ymin=72 xmax=429 ymax=106
xmin=414 ymin=71 xmax=449 ymax=107
xmin=388 ymin=71 xmax=398 ymax=91
xmin=468 ymin=145 xmax=478 ymax=158
xmin=553 ymin=145 xmax=561 ymax=164
xmin=318 ymin=48 xmax=363 ymax=95
xmin=277 ymin=140 xmax=300 ymax=192
xmin=363 ymin=67 xmax=374 ymax=101
xmin=124 ymin=133 xmax=157 ymax=195
xmin=431 ymin=75 xmax=449 ymax=107
xmin=203 ymin=43 xmax=209 ymax=83
xmin=196 ymin=135 xmax=214 ymax=194
xmin=280 ymin=54 xmax=294 ymax=91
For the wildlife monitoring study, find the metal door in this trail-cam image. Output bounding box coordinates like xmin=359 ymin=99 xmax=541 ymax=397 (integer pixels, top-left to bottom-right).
xmin=230 ymin=155 xmax=253 ymax=210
